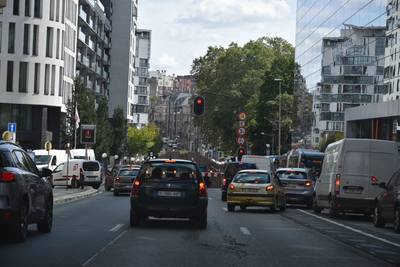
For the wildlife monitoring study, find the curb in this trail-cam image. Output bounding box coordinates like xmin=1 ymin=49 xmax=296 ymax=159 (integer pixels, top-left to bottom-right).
xmin=54 ymin=188 xmax=100 ymax=205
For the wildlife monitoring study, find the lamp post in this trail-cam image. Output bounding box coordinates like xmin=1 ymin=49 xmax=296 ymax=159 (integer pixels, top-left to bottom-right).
xmin=274 ymin=79 xmax=282 ymax=156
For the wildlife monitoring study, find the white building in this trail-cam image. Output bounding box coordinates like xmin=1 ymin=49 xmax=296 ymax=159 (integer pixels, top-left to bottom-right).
xmin=108 ymin=0 xmax=138 ymax=123
xmin=132 ymin=28 xmax=151 ymax=127
xmin=0 ymin=0 xmax=78 ymax=148
xmin=149 ymin=70 xmax=175 ymax=96
xmin=311 ymin=25 xmax=386 ymax=146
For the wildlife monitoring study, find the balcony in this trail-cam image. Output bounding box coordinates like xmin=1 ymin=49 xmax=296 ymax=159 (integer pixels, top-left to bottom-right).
xmin=79 ymin=8 xmax=87 ymax=22
xmin=82 ymin=55 xmax=90 ymax=67
xmin=78 ymin=30 xmax=86 ymax=43
xmin=96 ymin=66 xmax=101 ymax=75
xmin=86 ymin=80 xmax=93 ymax=90
xmin=102 ymin=71 xmax=108 ymax=80
xmin=96 ymin=47 xmax=102 ymax=57
xmin=95 ymin=84 xmax=101 ymax=94
xmin=88 ymin=39 xmax=95 ymax=51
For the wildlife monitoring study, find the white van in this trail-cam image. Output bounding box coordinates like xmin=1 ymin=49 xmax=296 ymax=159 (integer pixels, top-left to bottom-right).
xmin=314 ymin=139 xmax=400 ymax=217
xmin=241 ymin=155 xmax=273 ymax=172
xmin=33 ymin=149 xmax=70 ymax=171
xmin=70 ymin=149 xmax=96 ymax=160
xmin=52 ymin=159 xmax=102 ymax=189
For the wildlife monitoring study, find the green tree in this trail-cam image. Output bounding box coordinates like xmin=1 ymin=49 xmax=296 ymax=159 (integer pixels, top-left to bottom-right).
xmin=319 ymin=132 xmax=344 ymax=152
xmin=127 ymin=124 xmax=163 ymax=156
xmin=94 ymin=97 xmax=112 ymax=159
xmin=110 ymin=107 xmax=127 ymax=157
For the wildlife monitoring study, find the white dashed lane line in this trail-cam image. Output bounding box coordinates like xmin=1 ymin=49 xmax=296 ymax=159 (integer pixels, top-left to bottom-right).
xmin=109 ymin=224 xmax=124 ymax=232
xmin=222 ymin=207 xmax=228 ymax=212
xmin=240 ymin=227 xmax=251 ymax=235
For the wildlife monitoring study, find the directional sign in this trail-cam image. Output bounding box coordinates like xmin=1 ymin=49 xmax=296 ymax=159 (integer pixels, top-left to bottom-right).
xmin=237 ymin=127 xmax=246 ymax=136
xmin=238 ymin=112 xmax=247 ymax=121
xmin=8 ymin=123 xmax=16 ymax=133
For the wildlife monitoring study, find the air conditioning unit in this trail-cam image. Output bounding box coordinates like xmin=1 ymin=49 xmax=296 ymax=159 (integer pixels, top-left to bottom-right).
xmin=0 ymin=0 xmax=6 ymax=8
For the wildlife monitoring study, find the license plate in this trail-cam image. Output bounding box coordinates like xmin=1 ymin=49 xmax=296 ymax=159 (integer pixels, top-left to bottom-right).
xmin=285 ymin=184 xmax=296 ymax=188
xmin=158 ymin=191 xmax=182 ymax=197
xmin=242 ymin=188 xmax=258 ymax=193
xmin=345 ymin=187 xmax=362 ymax=194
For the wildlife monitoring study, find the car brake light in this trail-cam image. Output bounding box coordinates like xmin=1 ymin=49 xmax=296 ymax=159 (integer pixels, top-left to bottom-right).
xmin=371 ymin=176 xmax=378 ymax=185
xmin=115 ymin=176 xmax=120 ymax=182
xmin=199 ymin=182 xmax=207 ymax=197
xmin=304 ymin=181 xmax=312 ymax=187
xmin=223 ymin=178 xmax=227 ymax=186
xmin=3 ymin=211 xmax=12 ymax=221
xmin=229 ymin=183 xmax=235 ymax=191
xmin=0 ymin=172 xmax=16 ymax=182
xmin=335 ymin=174 xmax=340 ymax=195
xmin=266 ymin=185 xmax=274 ymax=191
xmin=132 ymin=179 xmax=141 ymax=198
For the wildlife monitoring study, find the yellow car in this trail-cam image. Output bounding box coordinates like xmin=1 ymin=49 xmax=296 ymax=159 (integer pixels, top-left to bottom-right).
xmin=227 ymin=170 xmax=286 ymax=212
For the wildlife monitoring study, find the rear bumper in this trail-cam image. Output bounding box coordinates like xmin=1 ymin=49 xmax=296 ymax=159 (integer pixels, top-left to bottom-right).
xmin=131 ymin=198 xmax=208 ymax=218
xmin=285 ymin=190 xmax=313 ymax=204
xmin=335 ymin=197 xmax=375 ymax=213
xmin=227 ymin=194 xmax=275 ymax=206
xmin=114 ymin=183 xmax=132 ymax=192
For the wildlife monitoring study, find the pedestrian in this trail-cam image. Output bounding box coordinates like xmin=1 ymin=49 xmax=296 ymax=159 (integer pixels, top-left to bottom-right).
xmin=80 ymin=169 xmax=85 ymax=189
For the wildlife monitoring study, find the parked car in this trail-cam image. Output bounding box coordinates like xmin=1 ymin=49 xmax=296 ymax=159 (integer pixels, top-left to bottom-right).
xmin=221 ymin=162 xmax=257 ymax=201
xmin=313 ymin=139 xmax=400 ymax=218
xmin=0 ymin=141 xmax=53 ymax=242
xmin=130 ymin=159 xmax=208 ymax=228
xmin=373 ymin=169 xmax=400 ymax=233
xmin=276 ymin=168 xmax=313 ymax=208
xmin=69 ymin=149 xmax=96 ymax=160
xmin=52 ymin=159 xmax=102 ymax=189
xmin=227 ymin=170 xmax=285 ymax=212
xmin=114 ymin=167 xmax=140 ymax=196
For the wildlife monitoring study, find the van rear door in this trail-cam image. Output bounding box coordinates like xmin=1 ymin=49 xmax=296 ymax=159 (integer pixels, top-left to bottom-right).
xmin=341 ymin=151 xmax=370 ymax=198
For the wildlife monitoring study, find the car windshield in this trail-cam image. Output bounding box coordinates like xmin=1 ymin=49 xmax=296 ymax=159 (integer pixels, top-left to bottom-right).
xmin=139 ymin=161 xmax=199 ymax=181
xmin=233 ymin=173 xmax=271 ymax=184
xmin=34 ymin=155 xmax=51 ymax=165
xmin=119 ymin=169 xmax=139 ymax=177
xmin=276 ymin=171 xmax=307 ymax=180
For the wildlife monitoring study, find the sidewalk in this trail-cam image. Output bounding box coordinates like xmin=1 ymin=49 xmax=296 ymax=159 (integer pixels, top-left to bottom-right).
xmin=53 ymin=186 xmax=100 ymax=205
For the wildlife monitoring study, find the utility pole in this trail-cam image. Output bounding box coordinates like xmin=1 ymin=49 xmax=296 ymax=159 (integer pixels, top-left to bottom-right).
xmin=275 ymin=79 xmax=282 ymax=156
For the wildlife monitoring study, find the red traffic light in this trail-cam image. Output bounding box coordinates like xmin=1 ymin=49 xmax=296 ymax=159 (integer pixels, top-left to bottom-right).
xmin=196 ymin=98 xmax=203 ymax=105
xmin=193 ymin=96 xmax=205 ymax=116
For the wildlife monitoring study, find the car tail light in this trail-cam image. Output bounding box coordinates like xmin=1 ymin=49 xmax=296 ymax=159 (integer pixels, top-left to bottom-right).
xmin=266 ymin=185 xmax=274 ymax=191
xmin=115 ymin=176 xmax=120 ymax=182
xmin=0 ymin=172 xmax=16 ymax=182
xmin=223 ymin=177 xmax=227 ymax=186
xmin=132 ymin=179 xmax=141 ymax=198
xmin=199 ymin=182 xmax=208 ymax=197
xmin=371 ymin=176 xmax=378 ymax=185
xmin=229 ymin=183 xmax=235 ymax=191
xmin=304 ymin=181 xmax=312 ymax=187
xmin=335 ymin=174 xmax=340 ymax=195
xmin=3 ymin=211 xmax=12 ymax=221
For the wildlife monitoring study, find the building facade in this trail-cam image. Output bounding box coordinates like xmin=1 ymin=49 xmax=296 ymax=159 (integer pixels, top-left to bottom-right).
xmin=77 ymin=0 xmax=111 ymax=97
xmin=0 ymin=0 xmax=78 ymax=149
xmin=108 ymin=0 xmax=138 ymax=122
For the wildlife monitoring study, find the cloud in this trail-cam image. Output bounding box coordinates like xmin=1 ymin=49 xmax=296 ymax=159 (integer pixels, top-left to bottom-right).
xmin=155 ymin=53 xmax=178 ymax=69
xmin=177 ymin=0 xmax=291 ymax=27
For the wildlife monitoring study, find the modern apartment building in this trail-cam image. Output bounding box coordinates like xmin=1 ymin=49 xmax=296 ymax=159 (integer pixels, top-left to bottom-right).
xmin=132 ymin=28 xmax=151 ymax=127
xmin=295 ymin=0 xmax=387 ymax=147
xmin=0 ymin=0 xmax=78 ymax=149
xmin=108 ymin=0 xmax=138 ymax=122
xmin=77 ymin=0 xmax=111 ymax=97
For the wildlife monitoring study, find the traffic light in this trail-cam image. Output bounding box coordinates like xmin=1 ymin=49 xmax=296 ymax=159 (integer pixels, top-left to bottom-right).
xmin=193 ymin=96 xmax=205 ymax=116
xmin=237 ymin=147 xmax=246 ymax=161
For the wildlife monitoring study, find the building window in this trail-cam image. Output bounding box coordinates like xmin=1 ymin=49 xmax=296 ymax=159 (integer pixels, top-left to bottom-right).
xmin=58 ymin=67 xmax=63 ymax=96
xmin=55 ymin=0 xmax=60 ymax=22
xmin=34 ymin=0 xmax=41 ymax=18
xmin=49 ymin=0 xmax=54 ymax=20
xmin=7 ymin=61 xmax=14 ymax=92
xmin=23 ymin=24 xmax=30 ymax=55
xmin=0 ymin=22 xmax=2 ymax=53
xmin=46 ymin=27 xmax=53 ymax=58
xmin=51 ymin=65 xmax=55 ymax=95
xmin=19 ymin=62 xmax=28 ymax=93
xmin=13 ymin=0 xmax=20 ymax=15
xmin=25 ymin=0 xmax=30 ymax=16
xmin=44 ymin=64 xmax=50 ymax=95
xmin=32 ymin=25 xmax=39 ymax=56
xmin=34 ymin=63 xmax=40 ymax=94
xmin=56 ymin=29 xmax=60 ymax=59
xmin=8 ymin=23 xmax=15 ymax=54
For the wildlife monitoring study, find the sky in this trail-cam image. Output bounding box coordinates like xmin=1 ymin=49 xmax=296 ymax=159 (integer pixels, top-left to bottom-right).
xmin=138 ymin=0 xmax=297 ymax=75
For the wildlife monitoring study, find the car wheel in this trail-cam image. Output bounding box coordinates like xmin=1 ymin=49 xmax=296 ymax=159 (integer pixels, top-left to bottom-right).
xmin=221 ymin=192 xmax=227 ymax=202
xmin=394 ymin=207 xmax=400 ymax=233
xmin=329 ymin=198 xmax=338 ymax=219
xmin=312 ymin=196 xmax=323 ymax=214
xmin=373 ymin=206 xmax=385 ymax=228
xmin=37 ymin=200 xmax=53 ymax=233
xmin=227 ymin=204 xmax=235 ymax=212
xmin=130 ymin=209 xmax=141 ymax=227
xmin=10 ymin=203 xmax=29 ymax=243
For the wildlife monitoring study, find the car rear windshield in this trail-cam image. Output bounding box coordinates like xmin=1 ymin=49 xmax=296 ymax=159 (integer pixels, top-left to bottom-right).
xmin=83 ymin=162 xmax=99 ymax=171
xmin=233 ymin=173 xmax=271 ymax=184
xmin=119 ymin=169 xmax=139 ymax=177
xmin=138 ymin=162 xmax=200 ymax=181
xmin=34 ymin=155 xmax=51 ymax=165
xmin=276 ymin=171 xmax=307 ymax=180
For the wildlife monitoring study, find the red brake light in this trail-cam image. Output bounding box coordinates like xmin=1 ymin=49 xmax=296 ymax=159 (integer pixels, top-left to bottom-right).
xmin=0 ymin=172 xmax=16 ymax=182
xmin=132 ymin=179 xmax=141 ymax=198
xmin=266 ymin=185 xmax=274 ymax=191
xmin=199 ymin=182 xmax=207 ymax=197
xmin=371 ymin=176 xmax=378 ymax=185
xmin=304 ymin=181 xmax=312 ymax=187
xmin=229 ymin=183 xmax=235 ymax=190
xmin=115 ymin=176 xmax=120 ymax=182
xmin=335 ymin=174 xmax=340 ymax=195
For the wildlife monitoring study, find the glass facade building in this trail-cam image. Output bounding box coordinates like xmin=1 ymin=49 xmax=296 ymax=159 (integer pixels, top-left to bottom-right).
xmin=295 ymin=0 xmax=388 ymax=146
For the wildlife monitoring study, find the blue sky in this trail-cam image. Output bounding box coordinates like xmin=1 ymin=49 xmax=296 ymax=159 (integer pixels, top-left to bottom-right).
xmin=138 ymin=0 xmax=297 ymax=75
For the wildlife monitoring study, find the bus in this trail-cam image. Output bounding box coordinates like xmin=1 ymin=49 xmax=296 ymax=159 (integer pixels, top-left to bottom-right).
xmin=286 ymin=149 xmax=324 ymax=176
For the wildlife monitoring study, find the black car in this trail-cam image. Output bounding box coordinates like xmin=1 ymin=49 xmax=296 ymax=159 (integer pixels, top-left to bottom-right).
xmin=130 ymin=159 xmax=208 ymax=228
xmin=373 ymin=169 xmax=400 ymax=233
xmin=221 ymin=162 xmax=257 ymax=201
xmin=0 ymin=141 xmax=53 ymax=242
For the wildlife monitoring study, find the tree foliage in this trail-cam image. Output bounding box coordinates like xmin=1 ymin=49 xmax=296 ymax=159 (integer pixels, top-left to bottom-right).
xmin=319 ymin=132 xmax=344 ymax=152
xmin=127 ymin=124 xmax=163 ymax=156
xmin=192 ymin=37 xmax=295 ymax=154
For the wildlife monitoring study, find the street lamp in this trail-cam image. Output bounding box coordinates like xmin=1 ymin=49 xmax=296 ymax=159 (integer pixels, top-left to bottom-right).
xmin=274 ymin=79 xmax=282 ymax=156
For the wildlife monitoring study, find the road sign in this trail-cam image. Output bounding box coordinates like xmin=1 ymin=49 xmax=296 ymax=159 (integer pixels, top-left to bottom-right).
xmin=80 ymin=125 xmax=96 ymax=145
xmin=8 ymin=123 xmax=16 ymax=133
xmin=237 ymin=137 xmax=246 ymax=146
xmin=44 ymin=141 xmax=52 ymax=151
xmin=237 ymin=127 xmax=246 ymax=136
xmin=239 ymin=121 xmax=246 ymax=127
xmin=238 ymin=112 xmax=247 ymax=121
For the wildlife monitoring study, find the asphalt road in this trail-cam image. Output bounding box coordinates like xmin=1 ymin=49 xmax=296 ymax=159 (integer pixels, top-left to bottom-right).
xmin=0 ymin=189 xmax=399 ymax=267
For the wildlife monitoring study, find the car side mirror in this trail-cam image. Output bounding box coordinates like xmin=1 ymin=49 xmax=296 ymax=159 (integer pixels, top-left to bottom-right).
xmin=378 ymin=182 xmax=386 ymax=189
xmin=41 ymin=168 xmax=53 ymax=178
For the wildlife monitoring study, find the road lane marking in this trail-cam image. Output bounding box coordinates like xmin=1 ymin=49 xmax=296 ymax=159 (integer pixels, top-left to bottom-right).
xmin=109 ymin=224 xmax=124 ymax=232
xmin=240 ymin=227 xmax=251 ymax=235
xmin=222 ymin=207 xmax=228 ymax=212
xmin=82 ymin=253 xmax=99 ymax=267
xmin=297 ymin=209 xmax=400 ymax=248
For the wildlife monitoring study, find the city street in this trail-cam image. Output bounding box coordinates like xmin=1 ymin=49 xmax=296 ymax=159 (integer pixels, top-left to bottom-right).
xmin=1 ymin=189 xmax=399 ymax=267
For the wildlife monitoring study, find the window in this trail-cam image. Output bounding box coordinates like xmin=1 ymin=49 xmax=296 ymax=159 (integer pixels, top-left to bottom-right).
xmin=23 ymin=152 xmax=39 ymax=175
xmin=49 ymin=0 xmax=54 ymax=20
xmin=8 ymin=23 xmax=15 ymax=54
xmin=23 ymin=24 xmax=30 ymax=55
xmin=44 ymin=64 xmax=50 ymax=95
xmin=51 ymin=65 xmax=55 ymax=95
xmin=25 ymin=0 xmax=30 ymax=16
xmin=55 ymin=0 xmax=60 ymax=22
xmin=34 ymin=63 xmax=40 ymax=94
xmin=0 ymin=22 xmax=2 ymax=53
xmin=13 ymin=151 xmax=29 ymax=171
xmin=46 ymin=27 xmax=53 ymax=57
xmin=56 ymin=29 xmax=60 ymax=59
xmin=13 ymin=0 xmax=20 ymax=15
xmin=58 ymin=66 xmax=63 ymax=96
xmin=34 ymin=0 xmax=41 ymax=18
xmin=19 ymin=62 xmax=28 ymax=93
xmin=6 ymin=61 xmax=14 ymax=92
xmin=53 ymin=163 xmax=64 ymax=173
xmin=32 ymin=25 xmax=39 ymax=56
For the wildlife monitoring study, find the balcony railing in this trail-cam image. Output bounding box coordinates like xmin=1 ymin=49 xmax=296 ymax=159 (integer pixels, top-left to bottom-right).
xmin=82 ymin=55 xmax=90 ymax=67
